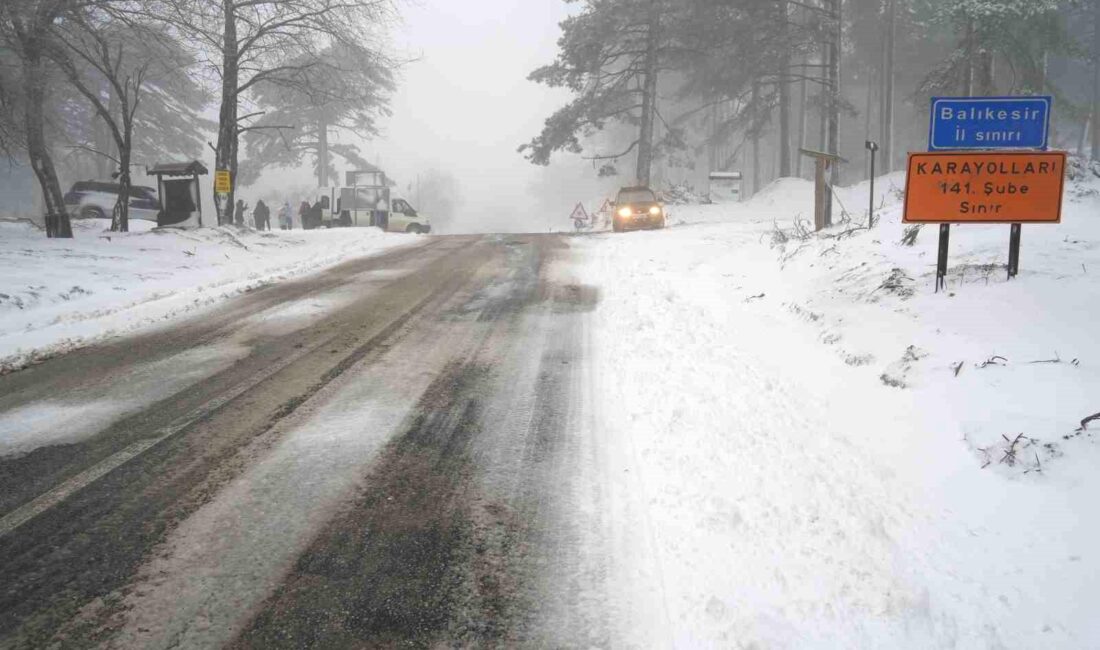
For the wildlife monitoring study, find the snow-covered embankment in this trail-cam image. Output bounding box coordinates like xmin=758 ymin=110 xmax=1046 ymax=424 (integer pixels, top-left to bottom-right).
xmin=0 ymin=220 xmax=418 ymax=373
xmin=576 ymin=161 xmax=1100 ymax=647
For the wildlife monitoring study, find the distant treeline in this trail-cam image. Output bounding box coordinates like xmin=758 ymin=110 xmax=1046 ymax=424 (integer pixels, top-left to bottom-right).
xmin=524 ymin=0 xmax=1100 ymax=195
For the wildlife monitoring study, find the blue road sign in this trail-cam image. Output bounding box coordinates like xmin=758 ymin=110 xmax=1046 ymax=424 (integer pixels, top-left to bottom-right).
xmin=928 ymin=96 xmax=1051 ymax=151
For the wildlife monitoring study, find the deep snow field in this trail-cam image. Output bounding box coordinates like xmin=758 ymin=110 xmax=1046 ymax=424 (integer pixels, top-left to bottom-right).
xmin=0 ymin=219 xmax=418 ymax=373
xmin=574 ymin=160 xmax=1100 ymax=647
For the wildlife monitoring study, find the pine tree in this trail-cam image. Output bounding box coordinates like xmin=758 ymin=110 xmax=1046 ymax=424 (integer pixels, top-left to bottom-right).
xmin=918 ymin=0 xmax=1066 ymax=97
xmin=521 ymin=0 xmax=679 ymax=186
xmin=674 ymin=0 xmax=825 ymax=180
xmin=1092 ymin=0 xmax=1099 ymax=160
xmin=240 ymin=45 xmax=395 ymax=188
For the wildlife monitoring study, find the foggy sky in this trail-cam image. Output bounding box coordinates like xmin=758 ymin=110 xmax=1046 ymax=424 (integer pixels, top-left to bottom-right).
xmin=371 ymin=0 xmax=577 ymax=233
xmin=5 ymin=1 xmax=600 ymax=232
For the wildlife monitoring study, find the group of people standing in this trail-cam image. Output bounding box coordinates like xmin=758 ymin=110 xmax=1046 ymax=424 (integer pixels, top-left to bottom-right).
xmin=233 ymin=198 xmax=320 ymax=231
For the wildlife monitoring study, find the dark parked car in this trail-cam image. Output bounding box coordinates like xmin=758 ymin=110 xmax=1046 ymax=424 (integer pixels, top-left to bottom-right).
xmin=612 ymin=186 xmax=666 ymax=232
xmin=63 ymin=181 xmax=160 ymax=221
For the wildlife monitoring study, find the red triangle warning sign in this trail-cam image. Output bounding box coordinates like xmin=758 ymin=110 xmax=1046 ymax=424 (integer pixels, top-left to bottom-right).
xmin=569 ymin=202 xmax=590 ymax=222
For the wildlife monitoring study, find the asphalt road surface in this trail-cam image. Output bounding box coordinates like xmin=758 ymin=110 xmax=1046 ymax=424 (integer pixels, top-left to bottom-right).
xmin=0 ymin=234 xmax=608 ymax=648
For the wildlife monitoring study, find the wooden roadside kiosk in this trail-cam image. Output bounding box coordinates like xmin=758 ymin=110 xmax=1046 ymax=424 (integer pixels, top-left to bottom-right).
xmin=799 ymin=148 xmax=845 ymax=231
xmin=148 ymin=160 xmax=209 ymax=229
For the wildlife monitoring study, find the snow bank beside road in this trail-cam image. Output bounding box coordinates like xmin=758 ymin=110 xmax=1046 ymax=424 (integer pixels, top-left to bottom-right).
xmin=577 ymin=162 xmax=1100 ymax=647
xmin=0 ymin=220 xmax=418 ymax=373
xmin=766 ymin=163 xmax=1100 ymax=479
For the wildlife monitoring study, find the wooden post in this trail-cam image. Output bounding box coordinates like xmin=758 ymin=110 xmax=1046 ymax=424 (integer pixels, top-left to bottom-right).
xmin=866 ymin=140 xmax=878 ymax=228
xmin=194 ymin=172 xmax=203 ymax=227
xmin=800 ymin=148 xmax=845 ymax=232
xmin=814 ymin=158 xmax=827 ymax=230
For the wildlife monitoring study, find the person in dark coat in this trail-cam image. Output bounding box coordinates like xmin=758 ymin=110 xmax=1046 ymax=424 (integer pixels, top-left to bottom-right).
xmin=235 ymin=199 xmax=248 ymax=227
xmin=253 ymin=200 xmax=270 ymax=230
xmin=307 ymin=200 xmax=324 ymax=230
xmin=298 ymin=201 xmax=310 ymax=229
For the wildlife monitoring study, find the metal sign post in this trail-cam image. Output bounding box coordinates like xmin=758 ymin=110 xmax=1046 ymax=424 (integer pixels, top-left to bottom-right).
xmin=1007 ymin=223 xmax=1022 ymax=279
xmin=936 ymin=224 xmax=950 ymax=293
xmin=865 ymin=140 xmax=878 ymax=228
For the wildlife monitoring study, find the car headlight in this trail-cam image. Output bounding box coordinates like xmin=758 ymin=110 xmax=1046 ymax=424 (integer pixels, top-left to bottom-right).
xmin=649 ymin=206 xmax=662 ymax=215
xmin=618 ymin=207 xmax=632 ymax=218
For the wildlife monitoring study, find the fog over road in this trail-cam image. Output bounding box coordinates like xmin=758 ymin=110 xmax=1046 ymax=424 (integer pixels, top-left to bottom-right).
xmin=0 ymin=234 xmax=608 ymax=648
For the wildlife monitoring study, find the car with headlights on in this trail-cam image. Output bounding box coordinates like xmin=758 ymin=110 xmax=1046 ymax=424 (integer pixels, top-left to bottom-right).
xmin=612 ymin=186 xmax=666 ymax=232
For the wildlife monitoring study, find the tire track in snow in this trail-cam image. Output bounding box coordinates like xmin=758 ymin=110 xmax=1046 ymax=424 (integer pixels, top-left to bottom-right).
xmin=227 ymin=236 xmax=606 ymax=648
xmin=0 ymin=238 xmax=485 ymax=648
xmin=0 ymin=239 xmax=452 ymax=515
xmin=230 ymin=360 xmax=498 ymax=648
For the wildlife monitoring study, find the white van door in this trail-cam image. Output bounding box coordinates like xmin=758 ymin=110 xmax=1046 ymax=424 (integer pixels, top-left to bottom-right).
xmin=389 ymin=199 xmax=416 ymax=232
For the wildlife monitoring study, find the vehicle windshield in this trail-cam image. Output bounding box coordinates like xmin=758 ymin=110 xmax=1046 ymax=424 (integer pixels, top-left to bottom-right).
xmin=617 ymin=189 xmax=657 ymax=204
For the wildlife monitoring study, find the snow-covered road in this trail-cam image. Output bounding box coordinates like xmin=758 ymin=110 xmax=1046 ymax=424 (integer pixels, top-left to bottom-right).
xmin=1 ymin=169 xmax=1097 ymax=648
xmin=0 ymin=233 xmax=607 ymax=647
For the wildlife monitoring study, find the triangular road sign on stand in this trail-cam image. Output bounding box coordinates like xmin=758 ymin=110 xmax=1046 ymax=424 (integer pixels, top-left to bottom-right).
xmin=569 ymin=202 xmax=590 ymax=223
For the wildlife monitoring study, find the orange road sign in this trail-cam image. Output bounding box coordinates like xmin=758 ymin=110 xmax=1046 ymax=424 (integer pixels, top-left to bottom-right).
xmin=903 ymin=151 xmax=1066 ymax=224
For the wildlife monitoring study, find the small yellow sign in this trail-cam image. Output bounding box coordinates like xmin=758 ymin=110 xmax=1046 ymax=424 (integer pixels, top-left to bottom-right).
xmin=214 ymin=170 xmax=231 ymax=194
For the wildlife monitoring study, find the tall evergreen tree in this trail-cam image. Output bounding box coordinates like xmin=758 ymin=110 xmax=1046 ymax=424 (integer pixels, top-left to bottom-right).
xmin=521 ymin=0 xmax=680 ymax=185
xmin=1092 ymin=0 xmax=1099 ymax=160
xmin=240 ymin=45 xmax=395 ymax=188
xmin=918 ymin=0 xmax=1065 ymax=97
